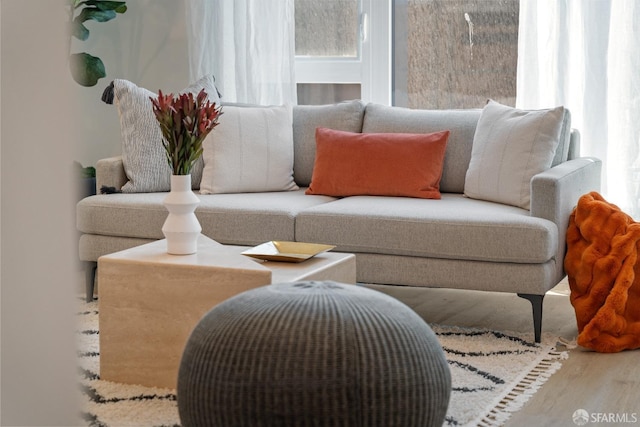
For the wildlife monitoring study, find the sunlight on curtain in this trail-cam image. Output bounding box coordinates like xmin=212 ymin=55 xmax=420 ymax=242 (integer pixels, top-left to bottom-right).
xmin=184 ymin=0 xmax=296 ymax=105
xmin=517 ymin=0 xmax=640 ymax=218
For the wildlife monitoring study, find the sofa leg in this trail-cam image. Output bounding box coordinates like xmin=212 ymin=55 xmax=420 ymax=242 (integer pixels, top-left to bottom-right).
xmin=85 ymin=261 xmax=97 ymax=303
xmin=517 ymin=293 xmax=544 ymax=343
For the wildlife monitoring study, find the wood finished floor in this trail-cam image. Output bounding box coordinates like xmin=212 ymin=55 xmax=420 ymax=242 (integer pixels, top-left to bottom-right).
xmin=364 ymin=279 xmax=640 ymax=427
xmin=83 ymin=272 xmax=638 ymax=426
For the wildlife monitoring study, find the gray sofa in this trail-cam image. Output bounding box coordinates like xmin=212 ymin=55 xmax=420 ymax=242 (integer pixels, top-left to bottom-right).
xmin=77 ymin=100 xmax=602 ymax=342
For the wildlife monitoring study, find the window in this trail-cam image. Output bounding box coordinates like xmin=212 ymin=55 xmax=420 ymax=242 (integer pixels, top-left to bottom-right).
xmin=294 ymin=0 xmax=391 ymax=105
xmin=393 ymin=0 xmax=519 ymax=109
xmin=295 ymin=0 xmax=518 ymax=109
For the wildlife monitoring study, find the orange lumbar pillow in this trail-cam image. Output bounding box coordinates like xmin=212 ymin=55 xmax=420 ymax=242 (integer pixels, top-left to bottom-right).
xmin=305 ymin=127 xmax=450 ymax=199
xmin=565 ymin=191 xmax=640 ymax=352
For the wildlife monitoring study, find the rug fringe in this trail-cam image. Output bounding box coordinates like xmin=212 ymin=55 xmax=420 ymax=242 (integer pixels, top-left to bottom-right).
xmin=474 ymin=349 xmax=568 ymax=427
xmin=558 ymin=336 xmax=578 ymax=349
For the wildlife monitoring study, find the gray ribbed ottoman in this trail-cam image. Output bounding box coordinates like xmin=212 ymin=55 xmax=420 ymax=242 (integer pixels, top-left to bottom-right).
xmin=177 ymin=281 xmax=451 ymax=426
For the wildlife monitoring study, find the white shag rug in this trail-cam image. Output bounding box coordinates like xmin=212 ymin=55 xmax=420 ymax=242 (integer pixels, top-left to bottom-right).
xmin=77 ymin=298 xmax=567 ymax=427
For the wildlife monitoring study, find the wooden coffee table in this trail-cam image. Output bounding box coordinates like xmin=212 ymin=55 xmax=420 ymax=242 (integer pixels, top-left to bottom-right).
xmin=98 ymin=235 xmax=356 ymax=389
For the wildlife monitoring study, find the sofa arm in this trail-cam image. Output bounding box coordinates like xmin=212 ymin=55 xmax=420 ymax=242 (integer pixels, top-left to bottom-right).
xmin=531 ymin=157 xmax=602 ymax=226
xmin=530 ymin=157 xmax=602 ymax=279
xmin=96 ymin=156 xmax=127 ymax=192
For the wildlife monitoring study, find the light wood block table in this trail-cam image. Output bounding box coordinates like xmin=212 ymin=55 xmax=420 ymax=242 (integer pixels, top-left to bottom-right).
xmin=98 ymin=235 xmax=356 ymax=389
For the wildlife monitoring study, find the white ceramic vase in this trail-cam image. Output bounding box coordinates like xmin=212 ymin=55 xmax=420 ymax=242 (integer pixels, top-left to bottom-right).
xmin=163 ymin=174 xmax=202 ymax=255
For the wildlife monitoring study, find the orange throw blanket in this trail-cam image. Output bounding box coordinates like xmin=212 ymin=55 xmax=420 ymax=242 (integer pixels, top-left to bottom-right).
xmin=565 ymin=192 xmax=640 ymax=352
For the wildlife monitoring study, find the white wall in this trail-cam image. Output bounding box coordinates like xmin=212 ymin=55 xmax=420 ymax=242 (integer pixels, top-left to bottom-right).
xmin=1 ymin=0 xmax=80 ymax=424
xmin=71 ymin=0 xmax=190 ymax=167
xmin=1 ymin=1 xmax=191 ymax=423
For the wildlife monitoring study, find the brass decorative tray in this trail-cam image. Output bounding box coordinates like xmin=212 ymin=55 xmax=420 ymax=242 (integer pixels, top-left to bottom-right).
xmin=242 ymin=241 xmax=335 ymax=263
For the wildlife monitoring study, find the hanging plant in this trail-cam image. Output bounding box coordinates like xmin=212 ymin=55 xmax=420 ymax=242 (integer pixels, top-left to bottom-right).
xmin=68 ymin=0 xmax=127 ymax=87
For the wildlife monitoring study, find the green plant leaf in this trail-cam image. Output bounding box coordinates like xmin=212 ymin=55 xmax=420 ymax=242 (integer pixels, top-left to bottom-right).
xmin=85 ymin=1 xmax=127 ymax=13
xmin=82 ymin=166 xmax=96 ymax=178
xmin=76 ymin=7 xmax=117 ymax=23
xmin=69 ymin=52 xmax=106 ymax=87
xmin=68 ymin=1 xmax=126 ymax=88
xmin=70 ymin=20 xmax=90 ymax=40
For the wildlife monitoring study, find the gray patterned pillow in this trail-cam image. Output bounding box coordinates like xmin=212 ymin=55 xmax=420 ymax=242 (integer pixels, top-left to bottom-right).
xmin=113 ymin=75 xmax=221 ymax=193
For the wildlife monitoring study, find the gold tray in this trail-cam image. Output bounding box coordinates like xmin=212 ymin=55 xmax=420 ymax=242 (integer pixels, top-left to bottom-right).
xmin=242 ymin=241 xmax=335 ymax=263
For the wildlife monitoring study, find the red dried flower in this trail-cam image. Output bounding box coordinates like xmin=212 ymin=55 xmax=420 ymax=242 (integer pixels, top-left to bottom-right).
xmin=150 ymin=88 xmax=222 ymax=175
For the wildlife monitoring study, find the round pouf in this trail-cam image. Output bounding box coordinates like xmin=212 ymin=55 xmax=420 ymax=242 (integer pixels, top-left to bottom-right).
xmin=177 ymin=281 xmax=451 ymax=427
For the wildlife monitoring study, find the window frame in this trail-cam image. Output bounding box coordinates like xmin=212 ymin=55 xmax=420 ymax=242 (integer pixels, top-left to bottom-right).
xmin=294 ymin=0 xmax=391 ymax=105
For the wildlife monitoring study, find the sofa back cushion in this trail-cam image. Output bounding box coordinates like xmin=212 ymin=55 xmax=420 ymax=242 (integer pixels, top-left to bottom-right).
xmin=292 ymin=100 xmax=365 ymax=187
xmin=362 ymin=104 xmax=481 ymax=194
xmin=552 ymin=108 xmax=572 ymax=166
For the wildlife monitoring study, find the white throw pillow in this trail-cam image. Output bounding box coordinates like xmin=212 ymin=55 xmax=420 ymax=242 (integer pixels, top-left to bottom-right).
xmin=464 ymin=100 xmax=565 ymax=209
xmin=199 ymin=104 xmax=299 ymax=194
xmin=113 ymin=75 xmax=220 ymax=193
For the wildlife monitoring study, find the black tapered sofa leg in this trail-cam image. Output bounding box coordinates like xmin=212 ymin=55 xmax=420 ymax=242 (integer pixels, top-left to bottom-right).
xmin=517 ymin=293 xmax=544 ymax=343
xmin=85 ymin=261 xmax=97 ymax=302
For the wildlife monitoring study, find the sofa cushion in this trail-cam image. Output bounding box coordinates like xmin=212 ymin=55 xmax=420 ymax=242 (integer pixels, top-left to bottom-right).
xmin=362 ymin=104 xmax=481 ymax=194
xmin=355 ymin=254 xmax=557 ymax=295
xmin=292 ymin=100 xmax=366 ymax=187
xmin=113 ymin=75 xmax=220 ymax=193
xmin=295 ymin=194 xmax=558 ymax=264
xmin=464 ymin=100 xmax=565 ymax=210
xmin=76 ymin=190 xmax=336 ymax=245
xmin=200 ymin=104 xmax=299 ymax=194
xmin=196 ymin=190 xmax=336 ymax=245
xmin=552 ymin=109 xmax=572 ymax=166
xmin=306 ymin=128 xmax=449 ymax=199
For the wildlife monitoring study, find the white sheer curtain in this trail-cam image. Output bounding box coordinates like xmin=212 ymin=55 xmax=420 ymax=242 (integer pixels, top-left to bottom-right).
xmin=517 ymin=0 xmax=640 ymax=218
xmin=184 ymin=0 xmax=297 ymax=106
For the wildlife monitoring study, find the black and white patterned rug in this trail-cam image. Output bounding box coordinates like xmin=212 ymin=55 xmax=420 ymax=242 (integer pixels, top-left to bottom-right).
xmin=77 ymin=298 xmax=567 ymax=427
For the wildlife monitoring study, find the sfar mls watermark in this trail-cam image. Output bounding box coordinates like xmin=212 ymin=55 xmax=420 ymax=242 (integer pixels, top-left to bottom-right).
xmin=573 ymin=409 xmax=639 ymax=425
